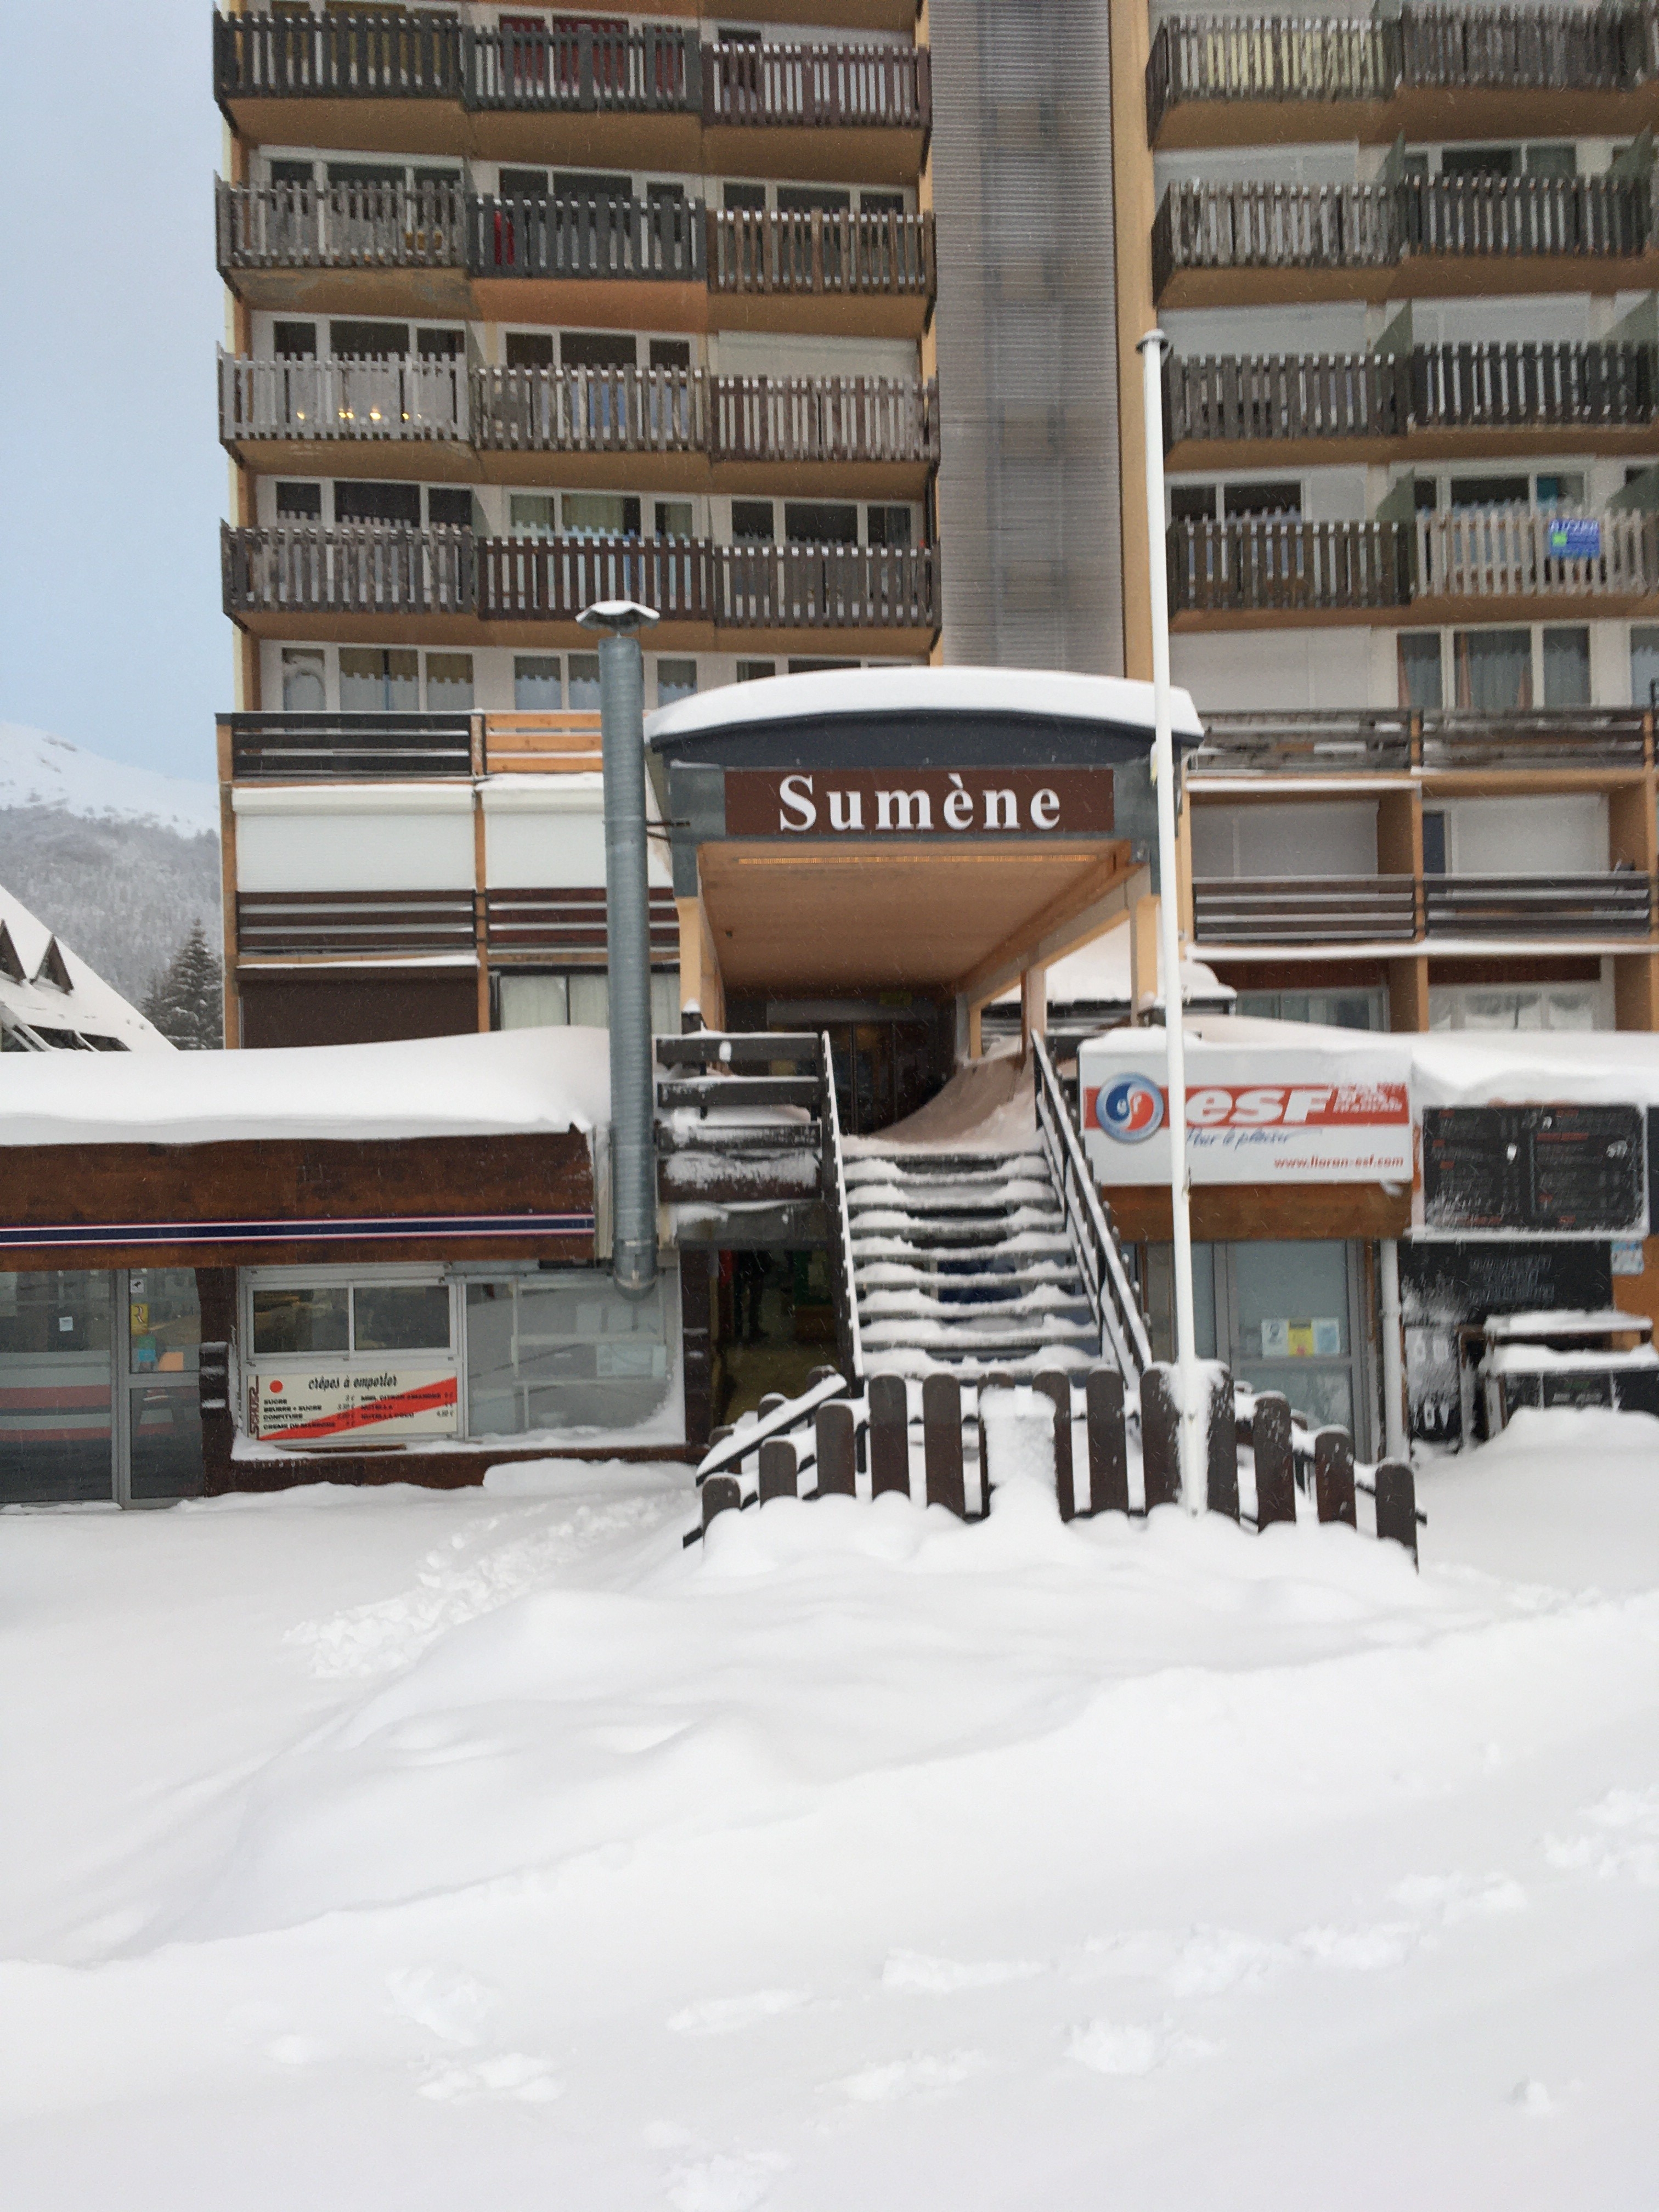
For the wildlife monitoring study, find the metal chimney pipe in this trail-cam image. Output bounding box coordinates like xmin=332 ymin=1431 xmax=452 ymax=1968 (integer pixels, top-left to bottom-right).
xmin=579 ymin=598 xmax=659 ymax=1297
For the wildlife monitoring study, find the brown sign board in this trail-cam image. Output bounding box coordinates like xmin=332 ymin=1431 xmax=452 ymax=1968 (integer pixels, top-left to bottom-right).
xmin=723 ymin=768 xmax=1115 ymax=840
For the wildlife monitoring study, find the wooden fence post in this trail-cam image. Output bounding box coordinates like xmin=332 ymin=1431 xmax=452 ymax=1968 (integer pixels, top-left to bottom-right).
xmin=1252 ymin=1391 xmax=1295 ymax=1528
xmin=1205 ymin=1364 xmax=1238 ymax=1520
xmin=702 ymin=1473 xmax=741 ymax=1532
xmin=1140 ymin=1363 xmax=1181 ymax=1511
xmin=758 ymin=1437 xmax=797 ymax=1504
xmin=868 ymin=1372 xmax=910 ymax=1499
xmin=758 ymin=1391 xmax=786 ymax=1421
xmin=974 ymin=1369 xmax=1013 ymax=1519
xmin=1085 ymin=1365 xmax=1128 ymax=1516
xmin=1314 ymin=1426 xmax=1357 ymax=1527
xmin=1034 ymin=1368 xmax=1075 ymax=1520
xmin=1374 ymin=1457 xmax=1418 ymax=1562
xmin=922 ymin=1373 xmax=965 ymax=1516
xmin=815 ymin=1400 xmax=856 ymax=1497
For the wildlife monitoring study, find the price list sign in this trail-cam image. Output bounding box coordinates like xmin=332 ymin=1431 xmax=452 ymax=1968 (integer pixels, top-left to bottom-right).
xmin=1423 ymin=1104 xmax=1646 ymax=1234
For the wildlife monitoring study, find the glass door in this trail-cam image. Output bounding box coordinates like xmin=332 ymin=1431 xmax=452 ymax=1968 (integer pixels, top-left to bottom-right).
xmin=0 ymin=1271 xmax=115 ymax=1504
xmin=121 ymin=1270 xmax=204 ymax=1503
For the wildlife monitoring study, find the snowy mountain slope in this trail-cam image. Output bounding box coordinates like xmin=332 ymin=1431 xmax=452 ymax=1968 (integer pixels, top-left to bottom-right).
xmin=0 ymin=721 xmax=218 ymax=836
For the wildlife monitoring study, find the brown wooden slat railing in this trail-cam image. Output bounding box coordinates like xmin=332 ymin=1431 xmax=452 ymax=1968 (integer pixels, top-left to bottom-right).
xmin=1167 ymin=518 xmax=1409 ymax=613
xmin=1418 ymin=710 xmax=1650 ymax=769
xmin=1188 ymin=712 xmax=1416 ymax=774
xmin=1423 ymin=873 xmax=1655 ymax=938
xmin=478 ymin=537 xmax=714 ymax=622
xmin=1164 ymin=341 xmax=1656 ymax=447
xmin=1193 ymin=876 xmax=1420 ymax=944
xmin=709 ymin=374 xmax=939 ymax=464
xmin=1402 ymin=171 xmax=1652 ymax=259
xmin=467 ymin=20 xmax=697 ymax=111
xmin=470 ymin=192 xmax=705 ymax=280
xmin=472 ymin=365 xmax=704 ymax=453
xmin=236 ymin=890 xmax=478 ymax=957
xmin=708 ymin=207 xmax=935 ymax=298
xmin=1414 ymin=506 xmax=1659 ymax=600
xmin=216 ymin=179 xmax=467 ymax=272
xmin=484 ymin=887 xmax=679 ymax=956
xmin=1148 ymin=13 xmax=1393 ymax=138
xmin=712 ymin=542 xmax=938 ymax=629
xmin=218 ymin=347 xmax=469 ymax=443
xmin=222 ymin=523 xmax=474 ymax=616
xmin=215 ymin=8 xmax=465 ymax=100
xmin=228 ymin=714 xmax=474 ymax=781
xmin=704 ymin=39 xmax=929 ymax=127
xmin=1400 ymin=4 xmax=1640 ymax=94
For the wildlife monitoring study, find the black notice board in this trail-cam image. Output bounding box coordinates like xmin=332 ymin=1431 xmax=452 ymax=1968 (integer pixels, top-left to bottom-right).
xmin=1423 ymin=1105 xmax=1646 ymax=1234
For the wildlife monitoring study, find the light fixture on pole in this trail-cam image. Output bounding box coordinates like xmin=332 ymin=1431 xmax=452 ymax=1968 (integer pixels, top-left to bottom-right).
xmin=1135 ymin=328 xmax=1204 ymax=1513
xmin=578 ymin=597 xmax=659 ymax=1299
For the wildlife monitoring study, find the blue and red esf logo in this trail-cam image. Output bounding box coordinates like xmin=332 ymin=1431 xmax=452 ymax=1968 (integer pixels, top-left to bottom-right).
xmin=1091 ymin=1075 xmax=1166 ymax=1144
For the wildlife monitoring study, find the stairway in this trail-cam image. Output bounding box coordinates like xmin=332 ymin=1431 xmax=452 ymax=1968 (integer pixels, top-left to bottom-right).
xmin=844 ymin=1145 xmax=1103 ymax=1382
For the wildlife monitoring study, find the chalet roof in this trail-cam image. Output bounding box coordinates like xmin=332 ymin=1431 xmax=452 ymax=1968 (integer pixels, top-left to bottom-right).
xmin=0 ymin=884 xmax=173 ymax=1054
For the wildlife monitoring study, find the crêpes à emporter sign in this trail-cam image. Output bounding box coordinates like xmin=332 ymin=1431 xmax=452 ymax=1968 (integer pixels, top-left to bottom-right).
xmin=724 ymin=768 xmax=1115 ymax=838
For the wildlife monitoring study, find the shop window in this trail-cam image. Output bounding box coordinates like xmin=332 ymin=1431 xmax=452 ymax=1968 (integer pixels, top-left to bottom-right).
xmin=657 ymin=658 xmax=697 ymax=704
xmin=338 ymin=647 xmax=420 ymax=713
xmin=425 ymin=652 xmax=473 ymax=710
xmin=1541 ymin=626 xmax=1591 ymax=709
xmin=568 ymin=652 xmax=602 ymax=708
xmin=785 ymin=501 xmax=858 ymax=544
xmin=427 ymin=488 xmax=473 ymax=530
xmin=1231 ymin=1241 xmax=1355 ymax=1435
xmin=276 ymin=481 xmax=323 ymax=521
xmin=465 ymin=1270 xmax=673 ymax=1437
xmin=1233 ymin=989 xmax=1386 ymax=1031
xmin=252 ymin=1285 xmax=350 ymax=1356
xmin=1629 ymin=624 xmax=1659 ymax=711
xmin=330 ymin=319 xmax=407 ymax=359
xmin=251 ymin=1282 xmax=451 ymax=1358
xmin=334 ymin=480 xmax=421 ymax=527
xmin=515 ymin=654 xmax=561 ymax=709
xmin=730 ymin=500 xmax=775 ymax=541
xmin=1397 ymin=630 xmax=1443 ymax=710
xmin=654 ymin=500 xmax=694 ymax=540
xmin=1453 ymin=628 xmax=1531 ymax=711
xmin=562 ymin=492 xmax=641 ymax=537
xmin=281 ymin=648 xmax=326 ymax=712
xmin=505 ymin=330 xmax=555 ymax=371
xmin=353 ymin=1283 xmax=450 ymax=1352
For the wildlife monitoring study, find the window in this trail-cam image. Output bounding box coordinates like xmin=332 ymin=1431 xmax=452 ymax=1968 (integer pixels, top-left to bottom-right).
xmin=269 ymin=157 xmax=315 ymax=190
xmin=498 ymin=166 xmax=548 ymax=199
xmin=351 ymin=1283 xmax=450 ymax=1353
xmin=273 ymin=320 xmax=317 ymax=358
xmin=330 ymin=319 xmax=406 ymax=358
xmin=416 ymin=327 xmax=463 ymax=359
xmin=500 ymin=973 xmax=680 ymax=1032
xmin=427 ymin=487 xmax=472 ymax=529
xmin=334 ymin=481 xmax=421 ymax=526
xmin=1397 ymin=631 xmax=1444 ymax=710
xmin=731 ymin=499 xmax=775 ymax=541
xmin=776 ymin=185 xmax=851 ymax=216
xmin=1169 ymin=483 xmax=1217 ymax=524
xmin=252 ymin=1286 xmax=349 ymax=1357
xmin=785 ymin=501 xmax=857 ymax=543
xmin=1453 ymin=628 xmax=1532 ymax=711
xmin=515 ymin=654 xmax=561 ymax=709
xmin=1429 ymin=985 xmax=1604 ymax=1032
xmin=657 ymin=658 xmax=697 ymax=704
xmin=1421 ymin=811 xmax=1447 ymax=875
xmin=1542 ymin=626 xmax=1591 ymax=708
xmin=723 ymin=181 xmax=767 ymax=212
xmin=649 ymin=337 xmax=691 ymax=370
xmin=568 ymin=653 xmax=602 ymax=709
xmin=338 ymin=648 xmax=420 ymax=713
xmin=1440 ymin=145 xmax=1518 ymax=177
xmin=1233 ymin=989 xmax=1386 ymax=1032
xmin=281 ymin=648 xmax=326 ymax=712
xmin=788 ymin=657 xmax=855 ymax=674
xmin=1632 ymin=624 xmax=1659 ymax=711
xmin=498 ymin=974 xmax=570 ymax=1029
xmin=1525 ymin=143 xmax=1578 ymax=177
xmin=866 ymin=505 xmax=912 ymax=548
xmin=554 ymin=171 xmax=632 ymax=204
xmin=736 ymin=659 xmax=776 ymax=682
xmin=561 ymin=329 xmax=636 ymax=370
xmin=1223 ymin=479 xmax=1301 ymax=518
xmin=562 ymin=492 xmax=640 ymax=537
xmin=275 ymin=481 xmax=323 ymax=521
xmin=510 ymin=492 xmax=557 ymax=535
xmin=505 ymin=330 xmax=555 ymax=371
xmin=654 ymin=500 xmax=694 ymax=540
xmin=1449 ymin=473 xmax=1530 ymax=509
xmin=464 ymin=1269 xmax=673 ymax=1437
xmin=425 ymin=652 xmax=473 ymax=710
xmin=859 ymin=189 xmax=906 ymax=215
xmin=1536 ymin=473 xmax=1585 ymax=510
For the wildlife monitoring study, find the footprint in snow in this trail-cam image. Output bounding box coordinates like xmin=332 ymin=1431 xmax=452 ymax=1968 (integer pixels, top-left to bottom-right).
xmin=882 ymin=1950 xmax=1044 ymax=1995
xmin=1068 ymin=2019 xmax=1214 ymax=2076
xmin=418 ymin=2052 xmax=563 ymax=2104
xmin=833 ymin=2051 xmax=987 ymax=2103
xmin=668 ymin=1989 xmax=810 ymax=2036
xmin=665 ymin=2151 xmax=790 ymax=2211
xmin=386 ymin=1965 xmax=494 ymax=2047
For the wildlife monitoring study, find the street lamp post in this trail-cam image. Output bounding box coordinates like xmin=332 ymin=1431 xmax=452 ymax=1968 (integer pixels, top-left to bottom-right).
xmin=1136 ymin=328 xmax=1204 ymax=1512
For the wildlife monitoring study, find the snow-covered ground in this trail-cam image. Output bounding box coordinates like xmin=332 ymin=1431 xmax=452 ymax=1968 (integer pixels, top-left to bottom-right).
xmin=3 ymin=1409 xmax=1656 ymax=2209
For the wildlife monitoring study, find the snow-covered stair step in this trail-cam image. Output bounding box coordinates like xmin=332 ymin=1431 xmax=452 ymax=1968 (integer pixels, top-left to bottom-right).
xmin=845 ymin=1180 xmax=1055 ymax=1216
xmin=864 ymin=1345 xmax=1098 ymax=1380
xmin=860 ymin=1286 xmax=1096 ymax=1324
xmin=849 ymin=1201 xmax=1064 ymax=1233
xmin=850 ymin=1228 xmax=1077 ymax=1263
xmin=844 ymin=1152 xmax=1048 ymax=1184
xmin=855 ymin=1259 xmax=1082 ymax=1291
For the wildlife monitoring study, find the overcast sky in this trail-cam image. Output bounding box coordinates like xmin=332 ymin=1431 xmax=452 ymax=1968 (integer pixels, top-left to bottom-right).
xmin=2 ymin=4 xmax=227 ymax=783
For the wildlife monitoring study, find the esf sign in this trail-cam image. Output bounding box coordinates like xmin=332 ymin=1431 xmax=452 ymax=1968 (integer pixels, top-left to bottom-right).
xmin=724 ymin=768 xmax=1114 ymax=838
xmin=1077 ymin=1034 xmax=1413 ymax=1186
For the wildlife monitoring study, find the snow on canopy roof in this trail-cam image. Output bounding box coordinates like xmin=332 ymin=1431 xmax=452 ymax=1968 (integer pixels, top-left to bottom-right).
xmin=0 ymin=882 xmax=172 ymax=1053
xmin=992 ymin=930 xmax=1233 ymax=1009
xmin=0 ymin=1025 xmax=611 ymax=1148
xmin=646 ymin=665 xmax=1205 ymax=746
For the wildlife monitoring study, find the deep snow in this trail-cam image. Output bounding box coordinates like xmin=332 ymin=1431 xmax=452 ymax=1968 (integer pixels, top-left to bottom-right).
xmin=2 ymin=1409 xmax=1655 ymax=2209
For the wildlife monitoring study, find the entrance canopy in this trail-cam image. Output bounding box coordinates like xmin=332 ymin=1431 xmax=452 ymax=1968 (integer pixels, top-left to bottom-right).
xmin=647 ymin=666 xmax=1204 ymax=1010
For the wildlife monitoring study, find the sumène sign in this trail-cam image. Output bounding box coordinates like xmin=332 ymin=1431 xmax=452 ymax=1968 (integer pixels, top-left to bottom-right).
xmin=724 ymin=768 xmax=1114 ymax=838
xmin=252 ymin=1366 xmax=458 ymax=1444
xmin=1077 ymin=1032 xmax=1413 ymax=1186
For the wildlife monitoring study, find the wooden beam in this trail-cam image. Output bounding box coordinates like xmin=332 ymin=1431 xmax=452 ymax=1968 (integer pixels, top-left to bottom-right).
xmin=954 ymin=859 xmax=1149 ymax=1008
xmin=1130 ymin=893 xmax=1159 ymax=1020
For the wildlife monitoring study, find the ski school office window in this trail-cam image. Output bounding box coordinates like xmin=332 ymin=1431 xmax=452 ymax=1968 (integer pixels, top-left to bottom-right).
xmin=241 ymin=1262 xmax=677 ymax=1446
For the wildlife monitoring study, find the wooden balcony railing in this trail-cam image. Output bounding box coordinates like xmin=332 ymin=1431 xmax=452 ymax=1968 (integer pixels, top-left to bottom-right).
xmin=218 ymin=348 xmax=470 ymax=443
xmin=703 ymin=38 xmax=929 ymax=127
xmin=472 ymin=364 xmax=706 ymax=454
xmin=222 ymin=526 xmax=939 ymax=632
xmin=1153 ymin=172 xmax=1656 ymax=297
xmin=709 ymin=373 xmax=938 ymax=464
xmin=216 ymin=179 xmax=468 ymax=273
xmin=236 ymin=889 xmax=478 ymax=957
xmin=1164 ymin=340 xmax=1657 ymax=447
xmin=708 ymin=207 xmax=935 ymax=300
xmin=1414 ymin=506 xmax=1659 ymax=600
xmin=1148 ymin=5 xmax=1656 ymax=138
xmin=470 ymin=191 xmax=705 ymax=281
xmin=1188 ymin=708 xmax=1652 ymax=775
xmin=467 ymin=20 xmax=697 ymax=112
xmin=1424 ymin=872 xmax=1654 ymax=938
xmin=227 ymin=713 xmax=474 ymax=780
xmin=214 ymin=8 xmax=466 ymax=100
xmin=1193 ymin=876 xmax=1419 ymax=944
xmin=1167 ymin=518 xmax=1409 ymax=614
xmin=484 ymin=887 xmax=679 ymax=956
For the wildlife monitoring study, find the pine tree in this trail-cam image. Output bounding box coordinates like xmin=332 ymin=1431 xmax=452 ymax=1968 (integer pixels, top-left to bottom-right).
xmin=142 ymin=921 xmax=224 ymax=1050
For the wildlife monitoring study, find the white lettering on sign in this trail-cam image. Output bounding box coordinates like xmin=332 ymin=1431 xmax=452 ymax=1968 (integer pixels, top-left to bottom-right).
xmin=727 ymin=768 xmax=1115 ymax=840
xmin=778 ymin=772 xmax=817 ymax=831
xmin=1030 ymin=787 xmax=1060 ymax=830
xmin=943 ymin=774 xmax=974 ymax=831
xmin=984 ymin=788 xmax=1018 ymax=830
xmin=828 ymin=786 xmax=862 ymax=832
xmin=877 ymin=787 xmax=933 ymax=832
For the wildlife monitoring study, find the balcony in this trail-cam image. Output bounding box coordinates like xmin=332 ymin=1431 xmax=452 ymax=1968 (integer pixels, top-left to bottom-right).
xmin=218 ymin=349 xmax=470 ymax=447
xmin=1167 ymin=509 xmax=1659 ymax=619
xmin=1147 ymin=5 xmax=1658 ymax=145
xmin=227 ymin=713 xmax=475 ymax=780
xmin=221 ymin=523 xmax=940 ymax=639
xmin=1164 ymin=341 xmax=1657 ymax=456
xmin=708 ymin=207 xmax=935 ymax=332
xmin=469 ymin=191 xmax=704 ymax=284
xmin=1152 ymin=172 xmax=1656 ymax=306
xmin=1187 ymin=709 xmax=1653 ymax=777
xmin=235 ymin=889 xmax=477 ymax=958
xmin=702 ymin=39 xmax=930 ymax=180
xmin=1192 ymin=871 xmax=1655 ymax=947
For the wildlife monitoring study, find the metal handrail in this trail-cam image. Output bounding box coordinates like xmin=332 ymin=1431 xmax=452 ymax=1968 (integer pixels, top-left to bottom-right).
xmin=821 ymin=1029 xmax=865 ymax=1385
xmin=1032 ymin=1035 xmax=1152 ymax=1381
